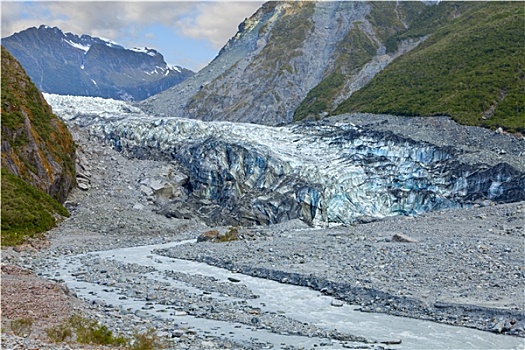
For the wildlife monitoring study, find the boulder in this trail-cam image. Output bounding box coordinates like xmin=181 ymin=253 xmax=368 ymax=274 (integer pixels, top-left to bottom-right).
xmin=391 ymin=233 xmax=419 ymax=243
xmin=197 ymin=230 xmax=220 ymax=243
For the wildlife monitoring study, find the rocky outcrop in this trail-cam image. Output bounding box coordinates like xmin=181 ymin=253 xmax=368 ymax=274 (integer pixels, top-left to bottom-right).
xmin=2 ymin=25 xmax=194 ymax=101
xmin=1 ymin=46 xmax=76 ymax=202
xmin=46 ymin=94 xmax=525 ymax=227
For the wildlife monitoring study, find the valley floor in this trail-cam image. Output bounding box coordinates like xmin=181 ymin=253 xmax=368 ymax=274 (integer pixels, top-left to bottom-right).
xmin=1 ymin=124 xmax=524 ymax=349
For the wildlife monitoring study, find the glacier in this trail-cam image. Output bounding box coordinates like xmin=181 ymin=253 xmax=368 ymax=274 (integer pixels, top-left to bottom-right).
xmin=45 ymin=94 xmax=525 ymax=226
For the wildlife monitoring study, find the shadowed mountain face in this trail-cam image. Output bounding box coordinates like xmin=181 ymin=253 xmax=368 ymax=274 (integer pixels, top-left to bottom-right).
xmin=2 ymin=25 xmax=194 ymax=101
xmin=140 ymin=1 xmax=523 ymax=132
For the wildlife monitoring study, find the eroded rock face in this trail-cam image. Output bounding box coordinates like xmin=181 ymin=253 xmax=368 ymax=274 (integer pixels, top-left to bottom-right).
xmin=46 ymin=95 xmax=525 ymax=226
xmin=140 ymin=1 xmax=427 ymax=125
xmin=1 ymin=47 xmax=75 ymax=203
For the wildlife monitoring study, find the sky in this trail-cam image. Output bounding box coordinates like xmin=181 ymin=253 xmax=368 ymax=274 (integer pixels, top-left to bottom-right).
xmin=1 ymin=1 xmax=264 ymax=71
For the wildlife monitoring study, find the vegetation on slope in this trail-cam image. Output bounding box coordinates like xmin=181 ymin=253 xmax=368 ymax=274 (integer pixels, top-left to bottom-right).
xmin=293 ymin=22 xmax=378 ymax=121
xmin=334 ymin=2 xmax=524 ymax=133
xmin=293 ymin=1 xmax=428 ymax=122
xmin=1 ymin=168 xmax=69 ymax=246
xmin=258 ymin=2 xmax=315 ymax=67
xmin=1 ymin=46 xmax=76 ymax=245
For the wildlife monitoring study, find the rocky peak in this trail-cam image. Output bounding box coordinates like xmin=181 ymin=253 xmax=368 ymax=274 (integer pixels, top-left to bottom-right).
xmin=140 ymin=1 xmax=427 ymax=125
xmin=2 ymin=25 xmax=194 ymax=101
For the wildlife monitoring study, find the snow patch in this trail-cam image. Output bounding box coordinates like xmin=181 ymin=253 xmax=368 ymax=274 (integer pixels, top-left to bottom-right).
xmin=131 ymin=47 xmax=157 ymax=57
xmin=169 ymin=65 xmax=182 ymax=73
xmin=64 ymin=39 xmax=90 ymax=52
xmin=98 ymin=37 xmax=121 ymax=48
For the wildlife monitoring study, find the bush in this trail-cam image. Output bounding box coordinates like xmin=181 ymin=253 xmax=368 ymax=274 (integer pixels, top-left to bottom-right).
xmin=68 ymin=314 xmax=127 ymax=346
xmin=46 ymin=314 xmax=127 ymax=346
xmin=10 ymin=317 xmax=33 ymax=337
xmin=129 ymin=328 xmax=166 ymax=350
xmin=45 ymin=323 xmax=73 ymax=343
xmin=216 ymin=227 xmax=239 ymax=242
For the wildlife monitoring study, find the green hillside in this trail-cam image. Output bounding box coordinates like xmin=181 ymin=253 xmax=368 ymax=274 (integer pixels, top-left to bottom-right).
xmin=1 ymin=46 xmax=75 ymax=246
xmin=334 ymin=2 xmax=524 ymax=133
xmin=1 ymin=168 xmax=69 ymax=246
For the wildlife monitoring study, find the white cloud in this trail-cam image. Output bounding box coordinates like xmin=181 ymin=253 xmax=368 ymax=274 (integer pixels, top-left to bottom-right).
xmin=175 ymin=2 xmax=263 ymax=48
xmin=1 ymin=1 xmax=263 ymax=48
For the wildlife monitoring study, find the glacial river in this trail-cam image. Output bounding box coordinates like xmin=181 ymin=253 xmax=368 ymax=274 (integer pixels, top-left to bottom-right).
xmin=47 ymin=240 xmax=524 ymax=349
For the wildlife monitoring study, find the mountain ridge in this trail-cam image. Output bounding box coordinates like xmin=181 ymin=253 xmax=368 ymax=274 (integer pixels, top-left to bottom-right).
xmin=2 ymin=25 xmax=194 ymax=101
xmin=140 ymin=1 xmax=429 ymax=125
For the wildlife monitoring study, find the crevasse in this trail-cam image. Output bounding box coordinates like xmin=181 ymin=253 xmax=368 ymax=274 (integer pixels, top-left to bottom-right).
xmin=46 ymin=94 xmax=525 ymax=226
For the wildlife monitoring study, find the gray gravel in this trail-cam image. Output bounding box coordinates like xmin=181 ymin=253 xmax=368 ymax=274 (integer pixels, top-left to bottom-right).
xmin=157 ymin=201 xmax=525 ymax=337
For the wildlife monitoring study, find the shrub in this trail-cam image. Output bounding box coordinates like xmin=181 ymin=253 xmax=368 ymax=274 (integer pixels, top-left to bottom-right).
xmin=129 ymin=328 xmax=166 ymax=350
xmin=216 ymin=227 xmax=239 ymax=242
xmin=68 ymin=314 xmax=127 ymax=346
xmin=45 ymin=323 xmax=73 ymax=343
xmin=10 ymin=317 xmax=33 ymax=337
xmin=45 ymin=314 xmax=127 ymax=346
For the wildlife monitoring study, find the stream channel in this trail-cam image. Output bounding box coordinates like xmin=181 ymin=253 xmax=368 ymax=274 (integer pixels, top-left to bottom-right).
xmin=45 ymin=240 xmax=524 ymax=349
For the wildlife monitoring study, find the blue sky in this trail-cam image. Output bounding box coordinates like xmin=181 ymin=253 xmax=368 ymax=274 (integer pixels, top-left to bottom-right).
xmin=1 ymin=1 xmax=264 ymax=71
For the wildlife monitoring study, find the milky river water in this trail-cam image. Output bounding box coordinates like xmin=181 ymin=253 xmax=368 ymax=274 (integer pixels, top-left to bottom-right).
xmin=47 ymin=240 xmax=524 ymax=350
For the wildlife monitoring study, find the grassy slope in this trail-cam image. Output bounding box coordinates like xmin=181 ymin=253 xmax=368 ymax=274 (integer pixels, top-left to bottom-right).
xmin=1 ymin=168 xmax=69 ymax=246
xmin=334 ymin=2 xmax=524 ymax=133
xmin=1 ymin=46 xmax=75 ymax=246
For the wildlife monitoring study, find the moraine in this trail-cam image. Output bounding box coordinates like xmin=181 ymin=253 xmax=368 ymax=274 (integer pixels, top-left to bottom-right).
xmin=32 ymin=93 xmax=525 ymax=348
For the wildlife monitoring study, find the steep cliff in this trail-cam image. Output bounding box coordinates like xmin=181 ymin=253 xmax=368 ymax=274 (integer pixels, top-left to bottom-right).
xmin=2 ymin=25 xmax=194 ymax=101
xmin=1 ymin=46 xmax=75 ymax=245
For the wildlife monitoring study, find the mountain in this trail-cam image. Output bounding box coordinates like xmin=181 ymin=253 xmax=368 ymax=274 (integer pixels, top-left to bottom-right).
xmin=140 ymin=1 xmax=428 ymax=124
xmin=141 ymin=1 xmax=523 ymax=132
xmin=1 ymin=46 xmax=75 ymax=245
xmin=2 ymin=25 xmax=194 ymax=101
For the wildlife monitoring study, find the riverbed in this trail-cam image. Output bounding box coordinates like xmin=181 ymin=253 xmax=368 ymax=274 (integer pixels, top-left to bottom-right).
xmin=40 ymin=239 xmax=524 ymax=350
